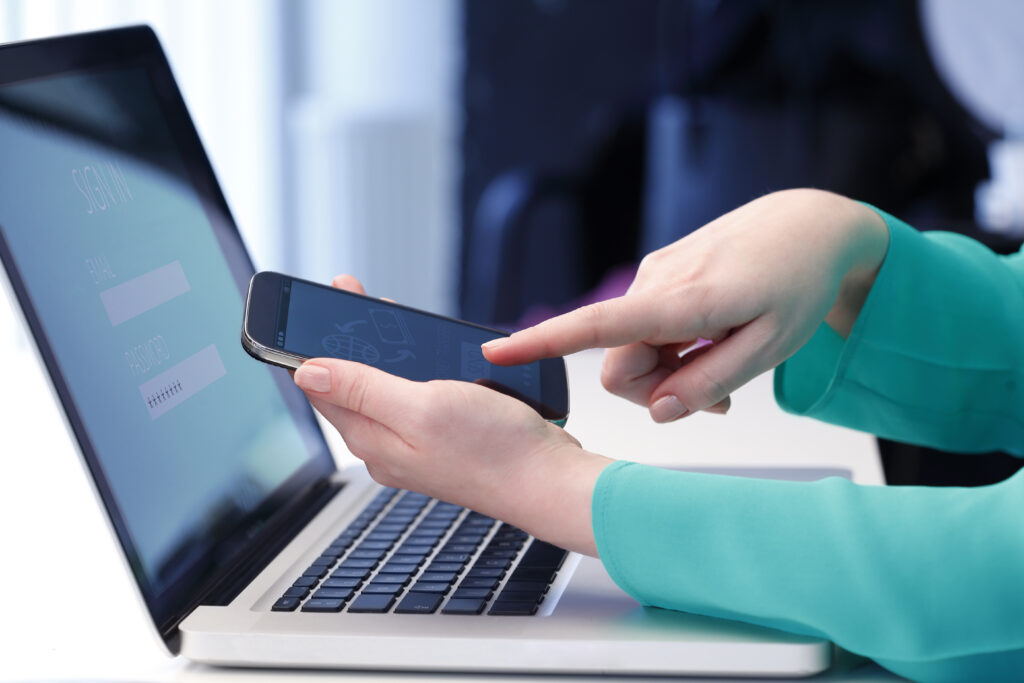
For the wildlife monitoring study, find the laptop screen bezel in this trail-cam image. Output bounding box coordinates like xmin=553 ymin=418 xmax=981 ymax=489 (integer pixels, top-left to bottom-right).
xmin=0 ymin=25 xmax=338 ymax=646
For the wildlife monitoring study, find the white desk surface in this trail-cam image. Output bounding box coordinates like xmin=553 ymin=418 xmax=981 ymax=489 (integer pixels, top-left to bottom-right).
xmin=0 ymin=335 xmax=900 ymax=682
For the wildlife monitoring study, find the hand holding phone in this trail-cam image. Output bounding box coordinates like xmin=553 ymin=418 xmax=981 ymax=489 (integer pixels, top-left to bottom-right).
xmin=242 ymin=272 xmax=569 ymax=423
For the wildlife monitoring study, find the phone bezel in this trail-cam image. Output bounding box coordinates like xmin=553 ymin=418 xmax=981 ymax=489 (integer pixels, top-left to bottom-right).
xmin=242 ymin=271 xmax=570 ymax=424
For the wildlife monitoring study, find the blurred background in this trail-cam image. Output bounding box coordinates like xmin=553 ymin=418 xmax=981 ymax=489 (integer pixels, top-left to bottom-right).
xmin=2 ymin=0 xmax=1024 ymax=485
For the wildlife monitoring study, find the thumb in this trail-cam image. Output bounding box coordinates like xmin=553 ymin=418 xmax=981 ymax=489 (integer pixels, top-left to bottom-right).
xmin=293 ymin=358 xmax=415 ymax=424
xmin=647 ymin=322 xmax=771 ymax=422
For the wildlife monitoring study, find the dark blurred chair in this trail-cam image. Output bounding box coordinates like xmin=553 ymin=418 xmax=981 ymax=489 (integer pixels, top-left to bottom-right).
xmin=463 ymin=170 xmax=581 ymax=325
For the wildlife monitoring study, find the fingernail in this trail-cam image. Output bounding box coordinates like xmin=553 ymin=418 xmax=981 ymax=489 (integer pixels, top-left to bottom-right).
xmin=651 ymin=395 xmax=688 ymax=423
xmin=482 ymin=337 xmax=509 ymax=350
xmin=294 ymin=364 xmax=332 ymax=393
xmin=706 ymin=403 xmax=729 ymax=415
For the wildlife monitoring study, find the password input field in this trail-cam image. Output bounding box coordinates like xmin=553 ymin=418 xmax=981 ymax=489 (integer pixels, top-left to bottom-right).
xmin=138 ymin=344 xmax=226 ymax=419
xmin=100 ymin=260 xmax=190 ymax=327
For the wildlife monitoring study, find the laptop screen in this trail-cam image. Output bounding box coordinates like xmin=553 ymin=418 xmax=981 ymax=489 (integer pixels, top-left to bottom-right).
xmin=0 ymin=29 xmax=335 ymax=639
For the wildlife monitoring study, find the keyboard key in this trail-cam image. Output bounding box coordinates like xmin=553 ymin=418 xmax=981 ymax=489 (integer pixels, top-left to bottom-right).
xmin=474 ymin=557 xmax=513 ymax=569
xmin=283 ymin=586 xmax=311 ymax=599
xmin=504 ymin=581 xmax=549 ymax=594
xmin=340 ymin=558 xmax=379 ymax=569
xmin=356 ymin=541 xmax=394 ymax=551
xmin=312 ymin=587 xmax=355 ymax=601
xmin=348 ymin=593 xmax=396 ymax=613
xmin=434 ymin=553 xmax=471 ymax=564
xmin=421 ymin=508 xmax=455 ymax=519
xmin=406 ymin=529 xmax=444 ymax=540
xmin=348 ymin=549 xmax=387 ymax=560
xmin=302 ymin=565 xmax=330 ymax=578
xmin=467 ymin=518 xmax=495 ymax=527
xmin=272 ymin=596 xmax=301 ymax=612
xmin=426 ymin=562 xmax=464 ymax=574
xmin=488 ymin=600 xmax=538 ymax=616
xmin=398 ymin=541 xmax=436 ymax=553
xmin=322 ymin=577 xmax=362 ymax=589
xmin=395 ymin=591 xmax=444 ymax=614
xmin=391 ymin=553 xmax=428 ymax=565
xmin=520 ymin=541 xmax=568 ymax=569
xmin=410 ymin=581 xmax=451 ymax=594
xmin=442 ymin=598 xmax=486 ymax=615
xmin=451 ymin=587 xmax=494 ymax=601
xmin=380 ymin=562 xmax=420 ymax=574
xmin=460 ymin=577 xmax=499 ymax=590
xmin=303 ymin=598 xmax=346 ymax=612
xmin=418 ymin=571 xmax=458 ymax=584
xmin=448 ymin=534 xmax=485 ymax=545
xmin=331 ymin=567 xmax=371 ymax=580
xmin=362 ymin=582 xmax=403 ymax=594
xmin=382 ymin=513 xmax=418 ymax=524
xmin=422 ymin=516 xmax=458 ymax=526
xmin=388 ymin=512 xmax=423 ymax=522
xmin=292 ymin=576 xmax=318 ymax=588
xmin=465 ymin=566 xmax=505 ymax=579
xmin=487 ymin=540 xmax=523 ymax=550
xmin=309 ymin=555 xmax=336 ymax=567
xmin=395 ymin=496 xmax=428 ymax=506
xmin=371 ymin=573 xmax=411 ymax=585
xmin=441 ymin=544 xmax=478 ymax=554
xmin=497 ymin=591 xmax=545 ymax=605
xmin=478 ymin=549 xmax=518 ymax=559
xmin=508 ymin=567 xmax=556 ymax=583
xmin=460 ymin=517 xmax=496 ymax=527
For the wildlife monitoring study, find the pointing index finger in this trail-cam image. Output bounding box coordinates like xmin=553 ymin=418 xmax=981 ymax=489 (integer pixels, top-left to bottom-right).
xmin=482 ymin=296 xmax=657 ymax=365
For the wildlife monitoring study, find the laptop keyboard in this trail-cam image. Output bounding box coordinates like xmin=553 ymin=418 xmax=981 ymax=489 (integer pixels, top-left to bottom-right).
xmin=271 ymin=487 xmax=568 ymax=616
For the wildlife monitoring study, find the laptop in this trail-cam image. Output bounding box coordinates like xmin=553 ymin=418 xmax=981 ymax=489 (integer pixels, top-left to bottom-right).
xmin=0 ymin=26 xmax=830 ymax=676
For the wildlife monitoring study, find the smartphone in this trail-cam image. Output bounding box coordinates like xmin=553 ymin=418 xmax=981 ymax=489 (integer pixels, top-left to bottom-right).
xmin=242 ymin=271 xmax=569 ymax=424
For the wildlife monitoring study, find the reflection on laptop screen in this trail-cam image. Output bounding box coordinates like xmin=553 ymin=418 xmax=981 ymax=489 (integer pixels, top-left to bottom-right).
xmin=0 ymin=65 xmax=327 ymax=621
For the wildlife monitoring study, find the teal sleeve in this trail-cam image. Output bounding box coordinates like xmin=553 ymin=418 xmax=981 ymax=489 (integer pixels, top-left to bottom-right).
xmin=593 ymin=210 xmax=1024 ymax=680
xmin=593 ymin=461 xmax=1024 ymax=681
xmin=775 ymin=207 xmax=1024 ymax=454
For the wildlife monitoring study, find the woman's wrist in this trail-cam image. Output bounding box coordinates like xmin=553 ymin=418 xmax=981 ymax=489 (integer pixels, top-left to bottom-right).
xmin=500 ymin=444 xmax=613 ymax=558
xmin=824 ymin=199 xmax=890 ymax=339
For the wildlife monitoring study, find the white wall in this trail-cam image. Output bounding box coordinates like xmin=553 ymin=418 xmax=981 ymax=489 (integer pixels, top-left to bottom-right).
xmin=286 ymin=0 xmax=461 ymax=313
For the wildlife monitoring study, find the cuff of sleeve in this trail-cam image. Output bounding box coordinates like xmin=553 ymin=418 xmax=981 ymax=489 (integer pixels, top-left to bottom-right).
xmin=591 ymin=459 xmax=649 ymax=604
xmin=774 ymin=203 xmax=910 ymax=418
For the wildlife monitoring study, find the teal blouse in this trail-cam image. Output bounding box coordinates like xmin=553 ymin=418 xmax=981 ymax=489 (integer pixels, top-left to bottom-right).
xmin=591 ymin=208 xmax=1024 ymax=681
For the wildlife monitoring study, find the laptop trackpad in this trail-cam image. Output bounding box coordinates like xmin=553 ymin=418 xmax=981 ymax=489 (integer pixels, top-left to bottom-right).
xmin=554 ymin=554 xmax=826 ymax=647
xmin=552 ymin=554 xmax=641 ymax=617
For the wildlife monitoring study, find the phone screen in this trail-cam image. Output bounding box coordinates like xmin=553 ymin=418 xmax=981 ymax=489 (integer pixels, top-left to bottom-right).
xmin=275 ymin=278 xmax=545 ymax=407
